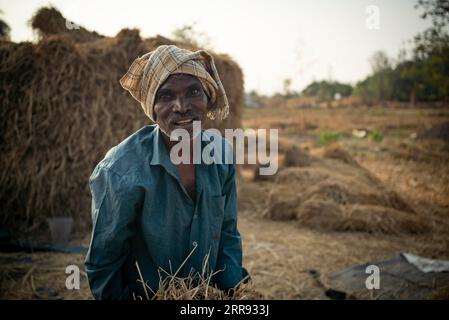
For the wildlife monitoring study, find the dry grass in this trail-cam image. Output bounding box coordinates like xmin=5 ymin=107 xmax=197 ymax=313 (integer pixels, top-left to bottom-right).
xmin=0 ymin=252 xmax=91 ymax=300
xmin=137 ymin=269 xmax=258 ymax=300
xmin=133 ymin=246 xmax=260 ymax=300
xmin=237 ymin=104 xmax=449 ymax=299
xmin=262 ymin=146 xmax=429 ymax=234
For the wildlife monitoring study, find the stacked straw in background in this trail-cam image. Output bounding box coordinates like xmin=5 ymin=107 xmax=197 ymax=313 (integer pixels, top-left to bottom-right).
xmin=0 ymin=7 xmax=244 ymax=235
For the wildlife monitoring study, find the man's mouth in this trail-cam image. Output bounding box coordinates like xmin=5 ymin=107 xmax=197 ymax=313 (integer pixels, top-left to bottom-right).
xmin=173 ymin=118 xmax=196 ymax=126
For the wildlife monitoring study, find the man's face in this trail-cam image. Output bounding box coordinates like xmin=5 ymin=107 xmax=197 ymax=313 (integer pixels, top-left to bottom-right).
xmin=154 ymin=74 xmax=209 ymax=139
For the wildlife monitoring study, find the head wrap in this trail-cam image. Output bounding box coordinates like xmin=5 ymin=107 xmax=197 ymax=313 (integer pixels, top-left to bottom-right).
xmin=119 ymin=45 xmax=229 ymax=121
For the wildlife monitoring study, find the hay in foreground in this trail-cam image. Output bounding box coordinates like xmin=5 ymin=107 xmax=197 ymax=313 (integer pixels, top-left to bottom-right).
xmin=138 ymin=270 xmax=259 ymax=300
xmin=134 ymin=247 xmax=260 ymax=300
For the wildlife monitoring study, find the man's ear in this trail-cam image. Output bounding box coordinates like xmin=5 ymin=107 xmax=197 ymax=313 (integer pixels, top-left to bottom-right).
xmin=207 ymin=97 xmax=213 ymax=111
xmin=152 ymin=104 xmax=157 ymax=122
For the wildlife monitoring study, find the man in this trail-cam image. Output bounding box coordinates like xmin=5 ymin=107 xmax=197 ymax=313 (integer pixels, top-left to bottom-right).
xmin=84 ymin=45 xmax=247 ymax=300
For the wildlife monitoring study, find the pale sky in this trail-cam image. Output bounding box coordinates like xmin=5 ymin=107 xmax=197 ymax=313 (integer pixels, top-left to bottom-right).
xmin=1 ymin=0 xmax=431 ymax=95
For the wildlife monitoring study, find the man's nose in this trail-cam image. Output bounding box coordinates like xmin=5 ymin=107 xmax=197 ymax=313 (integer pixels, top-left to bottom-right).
xmin=172 ymin=97 xmax=190 ymax=113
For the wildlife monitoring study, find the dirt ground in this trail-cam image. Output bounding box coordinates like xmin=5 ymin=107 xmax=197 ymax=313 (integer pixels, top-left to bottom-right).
xmin=239 ymin=104 xmax=449 ymax=299
xmin=1 ymin=105 xmax=448 ymax=300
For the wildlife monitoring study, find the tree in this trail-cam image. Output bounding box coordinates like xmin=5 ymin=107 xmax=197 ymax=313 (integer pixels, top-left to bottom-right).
xmin=415 ymin=0 xmax=449 ymax=30
xmin=302 ymin=80 xmax=352 ymax=101
xmin=283 ymin=78 xmax=292 ymax=97
xmin=369 ymin=51 xmax=392 ymax=73
xmin=355 ymin=1 xmax=449 ymax=103
xmin=0 ymin=10 xmax=10 ymax=40
xmin=412 ymin=0 xmax=449 ymax=101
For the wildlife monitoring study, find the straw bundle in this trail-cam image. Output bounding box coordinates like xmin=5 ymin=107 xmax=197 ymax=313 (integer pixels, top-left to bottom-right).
xmin=265 ymin=146 xmax=430 ymax=234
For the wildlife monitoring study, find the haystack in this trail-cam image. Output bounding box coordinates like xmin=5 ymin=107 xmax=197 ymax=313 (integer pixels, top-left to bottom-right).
xmin=0 ymin=7 xmax=244 ymax=235
xmin=30 ymin=7 xmax=104 ymax=43
xmin=284 ymin=145 xmax=314 ymax=167
xmin=264 ymin=144 xmax=429 ymax=235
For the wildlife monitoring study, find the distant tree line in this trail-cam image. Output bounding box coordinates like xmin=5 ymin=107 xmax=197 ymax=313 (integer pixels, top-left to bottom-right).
xmin=354 ymin=0 xmax=449 ymax=103
xmin=297 ymin=0 xmax=449 ymax=104
xmin=302 ymin=81 xmax=352 ymax=101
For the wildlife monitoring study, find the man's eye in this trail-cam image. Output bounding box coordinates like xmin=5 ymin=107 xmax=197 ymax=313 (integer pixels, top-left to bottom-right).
xmin=190 ymin=89 xmax=200 ymax=96
xmin=159 ymin=94 xmax=172 ymax=100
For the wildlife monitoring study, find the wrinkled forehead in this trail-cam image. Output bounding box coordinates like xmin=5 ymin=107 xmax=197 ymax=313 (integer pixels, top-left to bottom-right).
xmin=158 ymin=73 xmax=202 ymax=92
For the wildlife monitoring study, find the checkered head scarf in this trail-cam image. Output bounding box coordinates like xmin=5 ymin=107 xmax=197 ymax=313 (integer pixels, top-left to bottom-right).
xmin=119 ymin=45 xmax=229 ymax=121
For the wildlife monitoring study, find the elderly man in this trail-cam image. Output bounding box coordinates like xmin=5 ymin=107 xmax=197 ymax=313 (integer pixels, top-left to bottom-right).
xmin=84 ymin=45 xmax=248 ymax=300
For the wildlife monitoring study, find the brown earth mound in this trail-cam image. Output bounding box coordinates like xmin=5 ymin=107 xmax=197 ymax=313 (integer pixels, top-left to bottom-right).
xmin=265 ymin=145 xmax=429 ymax=234
xmin=284 ymin=145 xmax=315 ymax=167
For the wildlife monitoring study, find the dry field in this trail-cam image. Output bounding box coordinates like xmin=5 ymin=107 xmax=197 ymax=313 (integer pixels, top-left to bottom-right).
xmin=239 ymin=104 xmax=449 ymax=299
xmin=1 ymin=105 xmax=448 ymax=300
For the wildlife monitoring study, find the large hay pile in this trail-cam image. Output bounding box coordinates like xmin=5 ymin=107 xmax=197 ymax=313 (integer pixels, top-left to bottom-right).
xmin=0 ymin=7 xmax=244 ymax=235
xmin=264 ymin=145 xmax=430 ymax=235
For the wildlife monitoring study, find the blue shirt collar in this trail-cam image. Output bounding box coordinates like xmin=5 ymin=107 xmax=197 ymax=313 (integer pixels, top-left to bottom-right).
xmin=149 ymin=125 xmax=180 ymax=179
xmin=149 ymin=124 xmax=205 ymax=206
xmin=149 ymin=124 xmax=213 ymax=167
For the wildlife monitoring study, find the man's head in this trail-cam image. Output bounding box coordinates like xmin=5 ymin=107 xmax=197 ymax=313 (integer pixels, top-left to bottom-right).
xmin=153 ymin=73 xmax=209 ymax=138
xmin=119 ymin=45 xmax=229 ymax=125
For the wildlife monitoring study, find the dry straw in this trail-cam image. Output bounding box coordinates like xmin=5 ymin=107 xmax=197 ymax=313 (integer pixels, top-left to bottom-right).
xmin=133 ymin=244 xmax=258 ymax=300
xmin=0 ymin=7 xmax=243 ymax=235
xmin=263 ymin=144 xmax=431 ymax=235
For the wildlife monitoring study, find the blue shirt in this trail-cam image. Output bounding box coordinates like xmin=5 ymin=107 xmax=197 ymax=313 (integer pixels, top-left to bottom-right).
xmin=84 ymin=124 xmax=244 ymax=299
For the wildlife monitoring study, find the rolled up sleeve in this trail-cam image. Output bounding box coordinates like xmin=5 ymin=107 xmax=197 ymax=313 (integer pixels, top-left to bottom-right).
xmin=84 ymin=165 xmax=139 ymax=300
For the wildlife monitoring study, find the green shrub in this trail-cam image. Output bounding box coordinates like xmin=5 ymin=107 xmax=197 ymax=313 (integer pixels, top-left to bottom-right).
xmin=319 ymin=131 xmax=341 ymax=146
xmin=368 ymin=131 xmax=384 ymax=142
